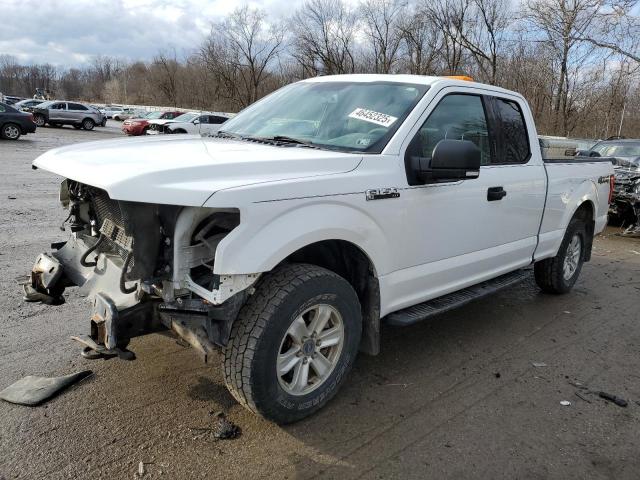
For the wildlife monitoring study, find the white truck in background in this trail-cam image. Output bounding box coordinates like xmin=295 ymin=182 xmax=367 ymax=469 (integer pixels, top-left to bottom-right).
xmin=24 ymin=75 xmax=613 ymax=423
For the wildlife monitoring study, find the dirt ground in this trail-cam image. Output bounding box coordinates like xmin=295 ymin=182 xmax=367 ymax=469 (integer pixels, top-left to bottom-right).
xmin=1 ymin=125 xmax=639 ymax=480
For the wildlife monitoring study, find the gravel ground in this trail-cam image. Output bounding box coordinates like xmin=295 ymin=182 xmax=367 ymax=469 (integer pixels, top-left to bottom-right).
xmin=1 ymin=124 xmax=639 ymax=480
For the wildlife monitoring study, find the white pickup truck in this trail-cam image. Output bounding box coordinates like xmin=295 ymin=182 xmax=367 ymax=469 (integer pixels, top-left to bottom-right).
xmin=25 ymin=75 xmax=613 ymax=423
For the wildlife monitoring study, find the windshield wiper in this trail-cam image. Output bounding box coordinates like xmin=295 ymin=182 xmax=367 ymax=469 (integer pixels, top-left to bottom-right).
xmin=211 ymin=130 xmax=241 ymax=139
xmin=251 ymin=135 xmax=321 ymax=149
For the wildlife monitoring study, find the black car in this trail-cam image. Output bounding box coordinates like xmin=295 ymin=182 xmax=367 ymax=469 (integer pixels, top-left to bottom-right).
xmin=0 ymin=102 xmax=37 ymax=140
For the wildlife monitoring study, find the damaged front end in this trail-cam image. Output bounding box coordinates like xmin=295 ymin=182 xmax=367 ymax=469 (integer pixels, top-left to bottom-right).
xmin=610 ymin=167 xmax=640 ymax=235
xmin=22 ymin=180 xmax=256 ymax=360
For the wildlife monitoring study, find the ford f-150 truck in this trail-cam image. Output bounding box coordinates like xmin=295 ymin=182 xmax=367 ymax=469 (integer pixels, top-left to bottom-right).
xmin=23 ymin=75 xmax=614 ymax=423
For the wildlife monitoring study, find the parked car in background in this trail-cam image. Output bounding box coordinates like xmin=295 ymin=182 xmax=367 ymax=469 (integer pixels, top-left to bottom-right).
xmin=584 ymin=139 xmax=640 ymax=229
xmin=0 ymin=102 xmax=37 ymax=140
xmin=121 ymin=111 xmax=183 ymax=136
xmin=145 ymin=111 xmax=200 ymax=135
xmin=101 ymin=106 xmax=125 ymax=119
xmin=13 ymin=99 xmax=46 ymax=111
xmin=3 ymin=95 xmax=23 ymax=105
xmin=113 ymin=108 xmax=146 ymax=121
xmin=165 ymin=112 xmax=231 ymax=135
xmin=31 ymin=101 xmax=106 ymax=130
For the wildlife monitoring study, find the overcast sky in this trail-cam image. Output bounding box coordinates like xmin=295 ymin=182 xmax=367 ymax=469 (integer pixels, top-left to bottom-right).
xmin=1 ymin=0 xmax=296 ymax=67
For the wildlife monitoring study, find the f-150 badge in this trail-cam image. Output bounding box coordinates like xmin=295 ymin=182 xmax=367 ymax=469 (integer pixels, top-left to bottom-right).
xmin=366 ymin=188 xmax=400 ymax=201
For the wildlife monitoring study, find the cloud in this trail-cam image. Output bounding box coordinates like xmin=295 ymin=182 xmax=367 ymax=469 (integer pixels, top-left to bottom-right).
xmin=0 ymin=0 xmax=248 ymax=66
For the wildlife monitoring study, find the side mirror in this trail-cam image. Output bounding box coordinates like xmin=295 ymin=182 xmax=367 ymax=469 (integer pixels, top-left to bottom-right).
xmin=415 ymin=139 xmax=481 ymax=183
xmin=193 ymin=119 xmax=200 ymax=125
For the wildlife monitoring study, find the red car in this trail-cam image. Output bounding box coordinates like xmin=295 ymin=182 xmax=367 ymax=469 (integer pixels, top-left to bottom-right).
xmin=122 ymin=111 xmax=183 ymax=136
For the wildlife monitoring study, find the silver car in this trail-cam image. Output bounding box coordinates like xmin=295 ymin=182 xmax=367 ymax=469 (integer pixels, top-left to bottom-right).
xmin=32 ymin=101 xmax=106 ymax=130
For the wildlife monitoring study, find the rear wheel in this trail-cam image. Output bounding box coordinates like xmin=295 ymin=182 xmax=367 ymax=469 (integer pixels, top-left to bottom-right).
xmin=82 ymin=118 xmax=95 ymax=130
xmin=34 ymin=114 xmax=46 ymax=127
xmin=1 ymin=123 xmax=21 ymax=140
xmin=224 ymin=263 xmax=362 ymax=424
xmin=535 ymin=218 xmax=587 ymax=294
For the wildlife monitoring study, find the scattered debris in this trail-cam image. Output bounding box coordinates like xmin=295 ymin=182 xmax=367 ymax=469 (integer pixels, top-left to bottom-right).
xmin=629 ymin=250 xmax=640 ymax=255
xmin=0 ymin=370 xmax=93 ymax=406
xmin=138 ymin=461 xmax=145 ymax=476
xmin=567 ymin=380 xmax=629 ymax=407
xmin=574 ymin=391 xmax=592 ymax=403
xmin=383 ymin=383 xmax=412 ymax=388
xmin=7 ymin=195 xmax=16 ymax=200
xmin=563 ymin=311 xmax=571 ymax=314
xmin=532 ymin=362 xmax=548 ymax=368
xmin=494 ymin=372 xmax=501 ymax=379
xmin=598 ymin=391 xmax=628 ymax=407
xmin=560 ymin=400 xmax=571 ymax=406
xmin=189 ymin=412 xmax=241 ymax=441
xmin=211 ymin=411 xmax=241 ymax=439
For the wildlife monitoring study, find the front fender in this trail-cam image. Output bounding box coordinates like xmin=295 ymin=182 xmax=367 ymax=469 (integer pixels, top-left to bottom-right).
xmin=213 ymin=200 xmax=387 ymax=276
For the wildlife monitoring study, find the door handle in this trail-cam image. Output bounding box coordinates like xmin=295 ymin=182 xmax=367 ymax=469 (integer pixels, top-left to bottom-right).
xmin=487 ymin=186 xmax=507 ymax=201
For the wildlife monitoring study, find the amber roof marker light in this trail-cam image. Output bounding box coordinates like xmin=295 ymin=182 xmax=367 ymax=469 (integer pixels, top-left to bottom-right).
xmin=443 ymin=75 xmax=474 ymax=82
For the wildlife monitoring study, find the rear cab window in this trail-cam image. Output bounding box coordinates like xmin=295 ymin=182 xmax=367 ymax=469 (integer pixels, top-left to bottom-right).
xmin=488 ymin=97 xmax=531 ymax=164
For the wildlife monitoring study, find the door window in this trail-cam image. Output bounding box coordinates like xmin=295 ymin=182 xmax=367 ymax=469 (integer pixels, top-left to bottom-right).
xmin=51 ymin=103 xmax=66 ymax=110
xmin=407 ymin=94 xmax=492 ymax=167
xmin=68 ymin=103 xmax=87 ymax=111
xmin=491 ymin=98 xmax=530 ymax=164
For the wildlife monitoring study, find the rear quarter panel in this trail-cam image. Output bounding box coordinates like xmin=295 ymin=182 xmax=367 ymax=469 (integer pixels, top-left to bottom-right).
xmin=536 ymin=161 xmax=613 ymax=260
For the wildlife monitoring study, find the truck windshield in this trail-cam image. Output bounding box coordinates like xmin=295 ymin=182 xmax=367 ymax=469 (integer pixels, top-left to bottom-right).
xmin=219 ymin=81 xmax=429 ymax=153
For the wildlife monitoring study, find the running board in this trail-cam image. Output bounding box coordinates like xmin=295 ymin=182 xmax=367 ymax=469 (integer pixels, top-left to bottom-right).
xmin=385 ymin=269 xmax=531 ymax=327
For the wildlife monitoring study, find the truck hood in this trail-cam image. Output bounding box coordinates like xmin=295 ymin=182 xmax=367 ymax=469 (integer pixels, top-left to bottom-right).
xmin=32 ymin=135 xmax=362 ymax=206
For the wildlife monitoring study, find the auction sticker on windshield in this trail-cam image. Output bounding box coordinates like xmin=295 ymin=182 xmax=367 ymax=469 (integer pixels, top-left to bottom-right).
xmin=348 ymin=108 xmax=398 ymax=128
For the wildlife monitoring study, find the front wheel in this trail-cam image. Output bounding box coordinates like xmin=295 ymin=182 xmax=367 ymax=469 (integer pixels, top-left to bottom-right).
xmin=1 ymin=123 xmax=21 ymax=140
xmin=82 ymin=118 xmax=95 ymax=130
xmin=223 ymin=263 xmax=362 ymax=424
xmin=34 ymin=114 xmax=46 ymax=127
xmin=535 ymin=218 xmax=587 ymax=294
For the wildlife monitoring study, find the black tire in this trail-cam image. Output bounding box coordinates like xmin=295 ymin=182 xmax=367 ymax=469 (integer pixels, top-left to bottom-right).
xmin=1 ymin=123 xmax=21 ymax=140
xmin=34 ymin=114 xmax=46 ymax=127
xmin=82 ymin=118 xmax=95 ymax=130
xmin=534 ymin=218 xmax=587 ymax=294
xmin=224 ymin=263 xmax=362 ymax=424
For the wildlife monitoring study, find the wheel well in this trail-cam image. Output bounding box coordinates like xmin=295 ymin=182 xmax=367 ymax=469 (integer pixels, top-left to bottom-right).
xmin=283 ymin=240 xmax=381 ymax=355
xmin=573 ymin=201 xmax=595 ymax=261
xmin=173 ymin=129 xmax=187 ymax=133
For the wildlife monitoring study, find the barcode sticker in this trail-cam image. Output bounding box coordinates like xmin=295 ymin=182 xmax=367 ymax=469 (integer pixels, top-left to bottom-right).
xmin=348 ymin=108 xmax=398 ymax=128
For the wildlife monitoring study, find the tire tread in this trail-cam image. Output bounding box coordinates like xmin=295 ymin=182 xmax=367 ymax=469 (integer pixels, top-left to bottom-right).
xmin=223 ymin=263 xmax=346 ymax=415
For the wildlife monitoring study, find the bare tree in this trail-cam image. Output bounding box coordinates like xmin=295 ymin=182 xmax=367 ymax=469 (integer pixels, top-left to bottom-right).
xmin=291 ymin=0 xmax=358 ymax=75
xmin=523 ymin=0 xmax=625 ymax=133
xmin=203 ymin=6 xmax=285 ymax=108
xmin=361 ymin=0 xmax=407 ymax=73
xmin=152 ymin=50 xmax=180 ymax=107
xmin=397 ymin=8 xmax=443 ymax=75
